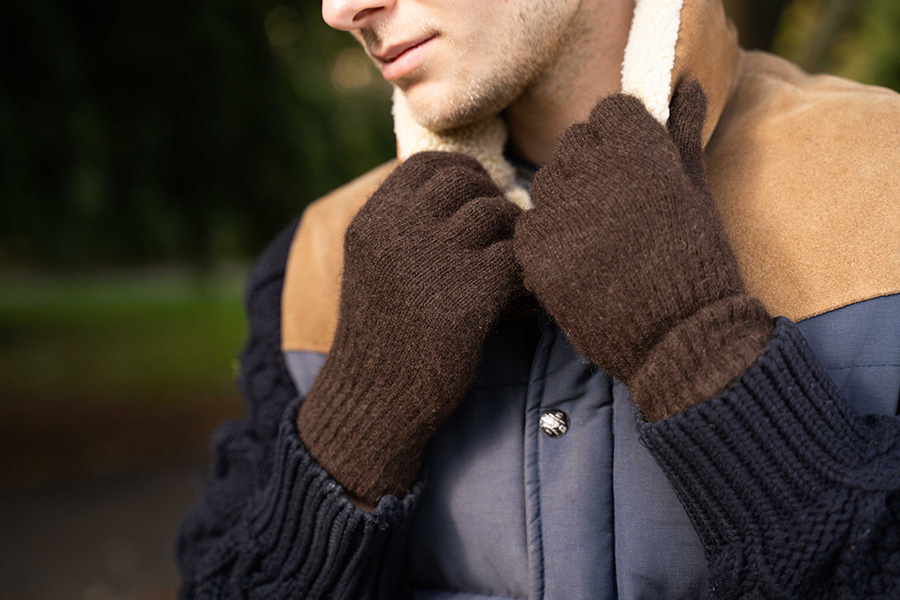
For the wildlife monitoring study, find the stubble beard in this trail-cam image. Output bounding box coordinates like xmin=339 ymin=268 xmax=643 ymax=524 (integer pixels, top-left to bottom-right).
xmin=400 ymin=2 xmax=585 ymax=133
xmin=403 ymin=51 xmax=541 ymax=133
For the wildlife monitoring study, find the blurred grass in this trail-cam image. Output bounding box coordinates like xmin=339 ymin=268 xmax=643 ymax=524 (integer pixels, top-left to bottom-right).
xmin=0 ymin=268 xmax=247 ymax=404
xmin=0 ymin=268 xmax=249 ymax=489
xmin=2 ymin=0 xmax=898 ymax=493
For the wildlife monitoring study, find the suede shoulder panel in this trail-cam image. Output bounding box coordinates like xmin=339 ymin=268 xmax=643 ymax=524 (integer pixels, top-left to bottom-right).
xmin=282 ymin=54 xmax=900 ymax=351
xmin=707 ymin=51 xmax=900 ymax=321
xmin=282 ymin=161 xmax=396 ymax=353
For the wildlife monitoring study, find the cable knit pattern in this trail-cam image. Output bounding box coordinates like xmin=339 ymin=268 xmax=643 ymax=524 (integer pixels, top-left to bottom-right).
xmin=639 ymin=317 xmax=900 ymax=599
xmin=175 ymin=219 xmax=420 ymax=600
xmin=175 ymin=217 xmax=900 ymax=599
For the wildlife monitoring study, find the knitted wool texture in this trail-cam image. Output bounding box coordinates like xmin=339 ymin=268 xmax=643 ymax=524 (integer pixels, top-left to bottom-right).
xmin=514 ymin=80 xmax=774 ymax=420
xmin=297 ymin=152 xmax=524 ymax=504
xmin=177 ymin=221 xmax=421 ymax=599
xmin=177 ymin=223 xmax=900 ymax=598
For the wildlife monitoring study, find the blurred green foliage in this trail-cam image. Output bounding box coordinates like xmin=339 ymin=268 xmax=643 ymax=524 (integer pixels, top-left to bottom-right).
xmin=773 ymin=0 xmax=900 ymax=90
xmin=1 ymin=1 xmax=897 ymax=271
xmin=1 ymin=0 xmax=899 ymax=271
xmin=0 ymin=0 xmax=393 ymax=270
xmin=0 ymin=270 xmax=247 ymax=403
xmin=1 ymin=0 xmax=898 ymax=487
xmin=0 ymin=269 xmax=251 ymax=487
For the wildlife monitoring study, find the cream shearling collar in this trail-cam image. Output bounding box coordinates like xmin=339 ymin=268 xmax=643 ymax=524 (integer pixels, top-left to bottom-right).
xmin=391 ymin=0 xmax=688 ymax=210
xmin=284 ymin=0 xmax=900 ymax=351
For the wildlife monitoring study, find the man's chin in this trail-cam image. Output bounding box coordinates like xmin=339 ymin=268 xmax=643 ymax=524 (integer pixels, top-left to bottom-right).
xmin=402 ymin=82 xmax=508 ymax=133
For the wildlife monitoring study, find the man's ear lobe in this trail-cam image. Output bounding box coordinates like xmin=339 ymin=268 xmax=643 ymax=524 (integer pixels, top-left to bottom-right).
xmin=667 ymin=78 xmax=709 ymax=188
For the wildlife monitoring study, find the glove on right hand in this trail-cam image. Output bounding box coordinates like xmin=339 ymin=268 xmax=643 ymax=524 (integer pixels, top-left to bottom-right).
xmin=298 ymin=151 xmax=524 ymax=504
xmin=514 ymin=80 xmax=772 ymax=421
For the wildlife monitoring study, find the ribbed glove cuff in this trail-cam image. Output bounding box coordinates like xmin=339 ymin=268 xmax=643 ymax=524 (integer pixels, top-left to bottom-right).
xmin=297 ymin=355 xmax=438 ymax=504
xmin=629 ymin=294 xmax=773 ymax=421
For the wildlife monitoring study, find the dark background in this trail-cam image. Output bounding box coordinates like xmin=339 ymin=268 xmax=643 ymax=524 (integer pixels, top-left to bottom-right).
xmin=1 ymin=1 xmax=898 ymax=598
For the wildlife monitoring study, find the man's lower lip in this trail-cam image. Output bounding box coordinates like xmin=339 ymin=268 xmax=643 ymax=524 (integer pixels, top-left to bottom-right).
xmin=380 ymin=36 xmax=435 ymax=81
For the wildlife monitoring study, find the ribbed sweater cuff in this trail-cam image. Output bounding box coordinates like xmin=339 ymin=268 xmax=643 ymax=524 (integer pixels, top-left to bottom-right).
xmin=638 ymin=317 xmax=898 ymax=597
xmin=188 ymin=399 xmax=421 ymax=600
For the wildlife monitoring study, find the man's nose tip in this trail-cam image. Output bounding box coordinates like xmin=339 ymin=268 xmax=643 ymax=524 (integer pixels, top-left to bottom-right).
xmin=322 ymin=0 xmax=387 ymax=31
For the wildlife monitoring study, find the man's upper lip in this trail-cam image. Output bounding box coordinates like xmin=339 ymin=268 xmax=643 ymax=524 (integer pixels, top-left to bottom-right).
xmin=371 ymin=35 xmax=436 ymax=63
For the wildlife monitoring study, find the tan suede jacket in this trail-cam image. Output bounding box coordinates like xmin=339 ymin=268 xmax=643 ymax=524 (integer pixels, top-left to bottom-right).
xmin=282 ymin=0 xmax=900 ymax=358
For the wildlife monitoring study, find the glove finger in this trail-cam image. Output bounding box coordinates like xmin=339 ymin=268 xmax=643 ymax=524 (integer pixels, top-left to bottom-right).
xmin=398 ymin=151 xmax=487 ymax=181
xmin=376 ymin=151 xmax=458 ymax=197
xmin=448 ymin=195 xmax=522 ymax=248
xmin=370 ymin=151 xmax=495 ymax=213
xmin=545 ymin=94 xmax=671 ymax=198
xmin=589 ymin=92 xmax=651 ymax=122
xmin=511 ymin=206 xmax=548 ymax=280
xmin=479 ymin=238 xmax=527 ymax=309
xmin=419 ymin=165 xmax=503 ymax=218
xmin=549 ymin=121 xmax=596 ymax=177
xmin=588 ymin=93 xmax=661 ymax=143
xmin=667 ymin=78 xmax=709 ymax=189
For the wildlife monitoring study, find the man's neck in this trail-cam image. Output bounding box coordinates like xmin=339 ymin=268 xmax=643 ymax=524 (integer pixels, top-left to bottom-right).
xmin=503 ymin=0 xmax=635 ymax=167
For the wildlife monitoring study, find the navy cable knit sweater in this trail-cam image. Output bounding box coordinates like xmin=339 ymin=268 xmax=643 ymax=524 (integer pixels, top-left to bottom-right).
xmin=175 ymin=219 xmax=900 ymax=599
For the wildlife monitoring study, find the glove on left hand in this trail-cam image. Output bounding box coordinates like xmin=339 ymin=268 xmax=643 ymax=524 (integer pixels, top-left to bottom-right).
xmin=298 ymin=151 xmax=524 ymax=504
xmin=514 ymin=80 xmax=773 ymax=421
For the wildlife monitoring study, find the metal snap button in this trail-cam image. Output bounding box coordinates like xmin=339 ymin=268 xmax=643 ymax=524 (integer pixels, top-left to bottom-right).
xmin=540 ymin=409 xmax=569 ymax=438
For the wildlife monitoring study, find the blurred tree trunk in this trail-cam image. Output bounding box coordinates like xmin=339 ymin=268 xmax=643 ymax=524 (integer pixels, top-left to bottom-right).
xmin=722 ymin=0 xmax=792 ymax=51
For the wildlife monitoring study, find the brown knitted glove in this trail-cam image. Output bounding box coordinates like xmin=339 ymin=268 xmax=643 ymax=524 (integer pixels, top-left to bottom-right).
xmin=297 ymin=151 xmax=524 ymax=504
xmin=514 ymin=79 xmax=773 ymax=421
